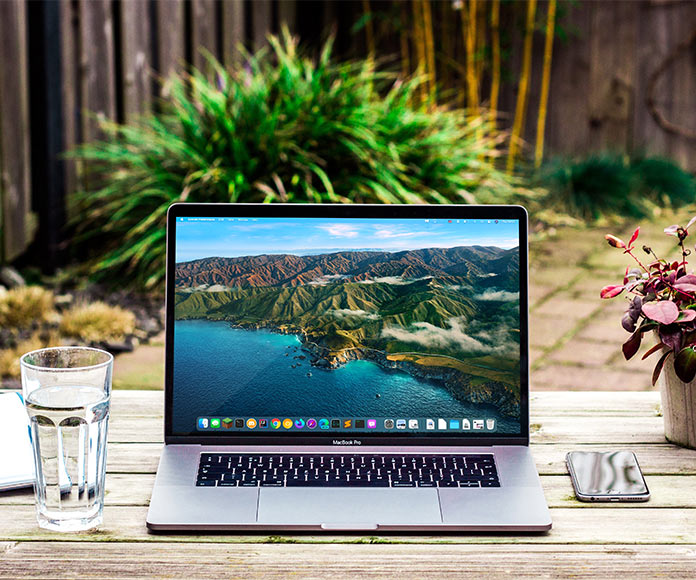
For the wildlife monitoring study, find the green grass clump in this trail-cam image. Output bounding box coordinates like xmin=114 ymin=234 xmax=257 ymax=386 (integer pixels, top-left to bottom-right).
xmin=70 ymin=29 xmax=528 ymax=291
xmin=0 ymin=286 xmax=55 ymax=328
xmin=59 ymin=302 xmax=136 ymax=343
xmin=539 ymin=154 xmax=695 ymax=221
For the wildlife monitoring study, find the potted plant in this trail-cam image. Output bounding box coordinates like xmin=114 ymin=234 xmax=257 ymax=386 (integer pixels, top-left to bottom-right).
xmin=601 ymin=218 xmax=696 ymax=449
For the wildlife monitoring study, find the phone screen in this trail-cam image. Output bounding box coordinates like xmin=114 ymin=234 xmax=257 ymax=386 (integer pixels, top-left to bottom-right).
xmin=567 ymin=451 xmax=648 ymax=496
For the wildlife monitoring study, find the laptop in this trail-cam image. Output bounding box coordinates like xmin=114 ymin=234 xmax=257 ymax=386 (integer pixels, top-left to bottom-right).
xmin=146 ymin=203 xmax=551 ymax=532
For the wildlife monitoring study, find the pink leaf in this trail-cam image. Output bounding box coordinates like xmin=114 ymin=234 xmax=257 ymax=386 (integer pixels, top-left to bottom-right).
xmin=673 ymin=283 xmax=696 ymax=292
xmin=600 ymin=284 xmax=625 ymax=299
xmin=605 ymin=234 xmax=626 ymax=249
xmin=642 ymin=301 xmax=679 ymax=325
xmin=628 ymin=227 xmax=640 ymax=248
xmin=664 ymin=224 xmax=680 ymax=236
xmin=677 ymin=274 xmax=696 ymax=285
xmin=686 ymin=216 xmax=696 ymax=231
xmin=678 ymin=310 xmax=696 ymax=322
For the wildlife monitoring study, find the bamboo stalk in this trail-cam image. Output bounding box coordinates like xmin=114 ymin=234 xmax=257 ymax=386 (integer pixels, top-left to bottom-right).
xmin=412 ymin=0 xmax=428 ymax=105
xmin=534 ymin=0 xmax=556 ymax=168
xmin=422 ymin=0 xmax=436 ymax=105
xmin=507 ymin=0 xmax=537 ymax=173
xmin=400 ymin=1 xmax=410 ymax=80
xmin=362 ymin=0 xmax=375 ymax=57
xmin=490 ymin=0 xmax=501 ymax=122
xmin=462 ymin=0 xmax=479 ymax=113
xmin=475 ymin=1 xmax=486 ymax=92
xmin=441 ymin=0 xmax=451 ymax=92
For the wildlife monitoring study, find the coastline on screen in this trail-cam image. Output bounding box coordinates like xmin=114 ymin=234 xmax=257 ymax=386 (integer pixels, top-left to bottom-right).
xmin=171 ymin=217 xmax=522 ymax=436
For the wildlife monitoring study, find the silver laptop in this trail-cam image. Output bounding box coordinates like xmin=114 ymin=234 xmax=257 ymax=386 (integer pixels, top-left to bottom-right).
xmin=146 ymin=203 xmax=551 ymax=532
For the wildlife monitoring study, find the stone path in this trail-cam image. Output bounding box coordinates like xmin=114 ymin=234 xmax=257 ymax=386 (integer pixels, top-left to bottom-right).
xmin=111 ymin=208 xmax=696 ymax=391
xmin=529 ymin=208 xmax=694 ymax=392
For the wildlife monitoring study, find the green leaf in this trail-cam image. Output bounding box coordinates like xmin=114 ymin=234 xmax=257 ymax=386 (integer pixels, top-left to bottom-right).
xmin=622 ymin=330 xmax=642 ymax=361
xmin=652 ymin=350 xmax=672 ymax=386
xmin=674 ymin=346 xmax=696 ymax=383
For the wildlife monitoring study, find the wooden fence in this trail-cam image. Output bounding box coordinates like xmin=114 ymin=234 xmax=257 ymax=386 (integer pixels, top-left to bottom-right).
xmin=0 ymin=0 xmax=695 ymax=268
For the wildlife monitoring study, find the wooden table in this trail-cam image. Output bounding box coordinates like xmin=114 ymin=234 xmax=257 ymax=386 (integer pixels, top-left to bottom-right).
xmin=1 ymin=390 xmax=695 ymax=579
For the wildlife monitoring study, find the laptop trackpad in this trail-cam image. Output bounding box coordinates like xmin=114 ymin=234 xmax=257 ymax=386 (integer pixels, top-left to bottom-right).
xmin=257 ymin=488 xmax=441 ymax=526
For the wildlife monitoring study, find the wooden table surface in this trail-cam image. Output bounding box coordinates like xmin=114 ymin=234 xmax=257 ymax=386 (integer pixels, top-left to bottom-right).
xmin=1 ymin=390 xmax=695 ymax=579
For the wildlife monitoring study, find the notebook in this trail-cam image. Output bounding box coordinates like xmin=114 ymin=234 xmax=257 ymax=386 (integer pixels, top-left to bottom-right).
xmin=0 ymin=392 xmax=35 ymax=491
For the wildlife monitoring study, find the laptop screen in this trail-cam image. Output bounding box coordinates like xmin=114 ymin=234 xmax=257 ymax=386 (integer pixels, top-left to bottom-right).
xmin=168 ymin=207 xmax=526 ymax=440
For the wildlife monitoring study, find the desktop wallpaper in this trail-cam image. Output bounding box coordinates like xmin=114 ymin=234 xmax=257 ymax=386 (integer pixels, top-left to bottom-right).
xmin=171 ymin=217 xmax=522 ymax=435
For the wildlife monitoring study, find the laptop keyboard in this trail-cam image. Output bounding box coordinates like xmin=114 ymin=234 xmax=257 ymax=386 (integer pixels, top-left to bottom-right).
xmin=196 ymin=453 xmax=499 ymax=488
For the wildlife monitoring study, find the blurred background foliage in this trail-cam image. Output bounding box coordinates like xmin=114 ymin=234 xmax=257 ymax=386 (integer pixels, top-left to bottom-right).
xmin=0 ymin=0 xmax=694 ymax=294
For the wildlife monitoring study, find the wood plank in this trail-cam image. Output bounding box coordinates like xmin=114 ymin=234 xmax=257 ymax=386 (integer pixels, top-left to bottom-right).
xmin=665 ymin=2 xmax=696 ymax=170
xmin=79 ymin=0 xmax=117 ymax=141
xmin=103 ymin=414 xmax=670 ymax=444
xmin=191 ymin=0 xmax=219 ymax=72
xmin=101 ymin=441 xmax=696 ymax=477
xmin=60 ymin=0 xmax=79 ymax=199
xmin=1 ymin=505 xmax=696 ymax=544
xmin=3 ymin=473 xmax=694 ymax=510
xmin=1 ymin=542 xmax=696 ymax=579
xmin=120 ymin=0 xmax=152 ymax=119
xmin=252 ymin=0 xmax=273 ymax=51
xmin=545 ymin=0 xmax=591 ymax=156
xmin=530 ymin=390 xmax=661 ymax=417
xmin=0 ymin=0 xmax=32 ymax=261
xmin=278 ymin=0 xmax=296 ymax=34
xmin=155 ymin=0 xmax=184 ymax=87
xmin=222 ymin=0 xmax=244 ymax=69
xmin=532 ymin=443 xmax=696 ymax=476
xmin=106 ymin=390 xmax=665 ymax=419
xmin=632 ymin=0 xmax=671 ymax=158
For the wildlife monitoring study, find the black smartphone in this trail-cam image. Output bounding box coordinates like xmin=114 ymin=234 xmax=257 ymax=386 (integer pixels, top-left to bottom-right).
xmin=566 ymin=451 xmax=650 ymax=502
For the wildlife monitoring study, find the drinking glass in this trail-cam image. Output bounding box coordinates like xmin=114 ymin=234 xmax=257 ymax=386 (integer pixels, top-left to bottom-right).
xmin=20 ymin=347 xmax=113 ymax=531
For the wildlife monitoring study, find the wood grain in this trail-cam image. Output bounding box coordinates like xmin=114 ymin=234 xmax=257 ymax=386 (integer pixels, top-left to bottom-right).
xmin=155 ymin=0 xmax=184 ymax=88
xmin=79 ymin=0 xmax=116 ymax=142
xmin=222 ymin=0 xmax=245 ymax=69
xmin=1 ymin=505 xmax=696 ymax=545
xmin=1 ymin=543 xmax=696 ymax=579
xmin=120 ymin=0 xmax=152 ymax=119
xmin=0 ymin=0 xmax=33 ymax=261
xmin=191 ymin=0 xmax=218 ymax=73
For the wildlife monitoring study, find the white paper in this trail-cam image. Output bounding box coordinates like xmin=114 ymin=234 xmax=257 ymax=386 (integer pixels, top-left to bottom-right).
xmin=0 ymin=392 xmax=35 ymax=490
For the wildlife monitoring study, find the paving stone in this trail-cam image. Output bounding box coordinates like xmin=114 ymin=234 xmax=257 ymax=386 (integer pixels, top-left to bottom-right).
xmin=575 ymin=316 xmax=630 ymax=344
xmin=532 ymin=296 xmax=600 ymax=321
xmin=529 ymin=315 xmax=578 ymax=349
xmin=529 ymin=347 xmax=546 ymax=368
xmin=547 ymin=338 xmax=615 ymax=366
xmin=531 ymin=364 xmax=652 ymax=391
xmin=529 ymin=283 xmax=554 ymax=308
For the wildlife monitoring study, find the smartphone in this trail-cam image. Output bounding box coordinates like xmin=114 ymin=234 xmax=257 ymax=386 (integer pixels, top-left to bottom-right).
xmin=566 ymin=451 xmax=650 ymax=502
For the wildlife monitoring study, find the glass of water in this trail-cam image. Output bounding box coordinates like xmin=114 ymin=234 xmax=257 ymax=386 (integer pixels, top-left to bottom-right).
xmin=20 ymin=347 xmax=113 ymax=532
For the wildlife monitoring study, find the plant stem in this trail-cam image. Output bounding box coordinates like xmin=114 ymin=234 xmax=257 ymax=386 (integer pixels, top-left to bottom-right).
xmin=534 ymin=0 xmax=556 ymax=168
xmin=507 ymin=0 xmax=537 ymax=174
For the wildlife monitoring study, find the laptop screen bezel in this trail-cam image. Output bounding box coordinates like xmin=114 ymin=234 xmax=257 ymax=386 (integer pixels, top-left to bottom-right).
xmin=164 ymin=203 xmax=530 ymax=446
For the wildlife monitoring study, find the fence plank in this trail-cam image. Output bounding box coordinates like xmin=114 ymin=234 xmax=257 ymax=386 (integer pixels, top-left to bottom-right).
xmin=60 ymin=0 xmax=79 ymax=199
xmin=545 ymin=1 xmax=591 ymax=157
xmin=278 ymin=0 xmax=296 ymax=33
xmin=156 ymin=0 xmax=184 ymax=90
xmin=0 ymin=0 xmax=33 ymax=261
xmin=191 ymin=0 xmax=219 ymax=72
xmin=665 ymin=3 xmax=696 ymax=170
xmin=252 ymin=0 xmax=273 ymax=50
xmin=120 ymin=0 xmax=152 ymax=119
xmin=222 ymin=0 xmax=245 ymax=69
xmin=588 ymin=1 xmax=637 ymax=152
xmin=79 ymin=0 xmax=116 ymax=142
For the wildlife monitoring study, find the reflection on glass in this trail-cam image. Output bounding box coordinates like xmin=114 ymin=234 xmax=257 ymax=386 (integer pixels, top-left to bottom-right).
xmin=570 ymin=451 xmax=647 ymax=495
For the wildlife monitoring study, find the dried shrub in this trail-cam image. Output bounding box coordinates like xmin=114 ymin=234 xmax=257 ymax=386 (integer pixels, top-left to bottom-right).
xmin=59 ymin=302 xmax=136 ymax=344
xmin=0 ymin=286 xmax=55 ymax=329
